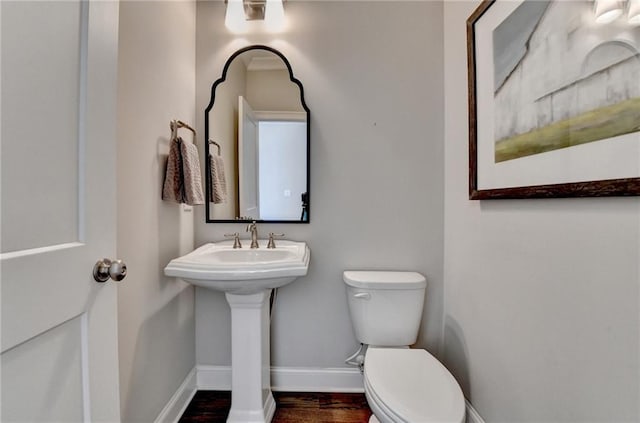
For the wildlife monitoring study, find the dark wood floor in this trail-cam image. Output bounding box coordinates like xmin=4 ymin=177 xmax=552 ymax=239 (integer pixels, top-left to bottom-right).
xmin=179 ymin=391 xmax=372 ymax=423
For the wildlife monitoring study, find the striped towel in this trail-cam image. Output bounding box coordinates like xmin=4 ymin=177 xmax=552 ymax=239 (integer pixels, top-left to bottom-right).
xmin=179 ymin=139 xmax=205 ymax=205
xmin=162 ymin=137 xmax=184 ymax=203
xmin=209 ymin=153 xmax=228 ymax=204
xmin=162 ymin=137 xmax=204 ymax=205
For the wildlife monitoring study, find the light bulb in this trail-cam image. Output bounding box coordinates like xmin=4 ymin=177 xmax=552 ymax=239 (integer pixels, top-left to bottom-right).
xmin=225 ymin=0 xmax=247 ymax=33
xmin=264 ymin=0 xmax=285 ymax=32
xmin=629 ymin=0 xmax=640 ymax=26
xmin=594 ymin=0 xmax=623 ymax=24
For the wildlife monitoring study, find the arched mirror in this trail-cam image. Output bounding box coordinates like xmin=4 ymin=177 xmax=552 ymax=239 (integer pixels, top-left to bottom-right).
xmin=205 ymin=45 xmax=310 ymax=223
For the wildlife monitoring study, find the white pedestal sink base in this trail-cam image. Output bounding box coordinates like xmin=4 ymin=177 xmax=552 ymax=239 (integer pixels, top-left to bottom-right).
xmin=227 ymin=393 xmax=275 ymax=423
xmin=225 ymin=290 xmax=275 ymax=423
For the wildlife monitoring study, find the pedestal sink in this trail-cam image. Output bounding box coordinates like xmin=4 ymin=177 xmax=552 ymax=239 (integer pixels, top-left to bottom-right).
xmin=165 ymin=240 xmax=310 ymax=423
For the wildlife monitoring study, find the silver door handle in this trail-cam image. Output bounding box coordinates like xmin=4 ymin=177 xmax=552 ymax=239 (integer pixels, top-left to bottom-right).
xmin=93 ymin=258 xmax=127 ymax=283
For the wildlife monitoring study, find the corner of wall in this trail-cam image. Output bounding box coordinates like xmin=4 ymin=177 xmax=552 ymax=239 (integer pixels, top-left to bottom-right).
xmin=116 ymin=1 xmax=197 ymax=422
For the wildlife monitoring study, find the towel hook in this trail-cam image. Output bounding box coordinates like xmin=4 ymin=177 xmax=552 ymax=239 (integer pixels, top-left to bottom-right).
xmin=209 ymin=139 xmax=221 ymax=155
xmin=170 ymin=119 xmax=197 ymax=143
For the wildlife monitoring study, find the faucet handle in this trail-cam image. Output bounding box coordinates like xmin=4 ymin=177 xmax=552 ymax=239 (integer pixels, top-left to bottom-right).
xmin=224 ymin=233 xmax=242 ymax=249
xmin=267 ymin=233 xmax=285 ymax=249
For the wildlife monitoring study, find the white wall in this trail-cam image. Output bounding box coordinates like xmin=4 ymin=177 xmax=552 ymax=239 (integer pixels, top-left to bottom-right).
xmin=195 ymin=1 xmax=445 ymax=369
xmin=443 ymin=2 xmax=640 ymax=422
xmin=116 ymin=2 xmax=196 ymax=422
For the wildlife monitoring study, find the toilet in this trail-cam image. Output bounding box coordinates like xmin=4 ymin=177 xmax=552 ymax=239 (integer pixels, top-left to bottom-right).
xmin=343 ymin=271 xmax=465 ymax=423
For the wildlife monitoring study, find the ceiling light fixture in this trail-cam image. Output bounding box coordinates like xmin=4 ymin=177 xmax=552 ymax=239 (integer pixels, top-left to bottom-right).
xmin=225 ymin=0 xmax=286 ymax=33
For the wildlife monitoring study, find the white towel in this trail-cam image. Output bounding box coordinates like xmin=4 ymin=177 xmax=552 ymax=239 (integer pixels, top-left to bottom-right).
xmin=209 ymin=153 xmax=228 ymax=204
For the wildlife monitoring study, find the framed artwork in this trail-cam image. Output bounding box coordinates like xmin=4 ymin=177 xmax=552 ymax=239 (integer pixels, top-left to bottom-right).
xmin=467 ymin=0 xmax=640 ymax=199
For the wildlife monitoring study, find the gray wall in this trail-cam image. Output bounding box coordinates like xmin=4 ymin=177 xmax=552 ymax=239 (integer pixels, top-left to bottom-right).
xmin=443 ymin=2 xmax=640 ymax=422
xmin=195 ymin=1 xmax=445 ymax=368
xmin=116 ymin=1 xmax=196 ymax=422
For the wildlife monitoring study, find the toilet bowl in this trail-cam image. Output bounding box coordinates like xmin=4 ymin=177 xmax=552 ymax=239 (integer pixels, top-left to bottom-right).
xmin=343 ymin=271 xmax=466 ymax=423
xmin=364 ymin=348 xmax=465 ymax=423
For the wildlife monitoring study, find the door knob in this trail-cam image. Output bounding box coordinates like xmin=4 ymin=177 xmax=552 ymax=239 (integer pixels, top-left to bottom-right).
xmin=93 ymin=258 xmax=127 ymax=283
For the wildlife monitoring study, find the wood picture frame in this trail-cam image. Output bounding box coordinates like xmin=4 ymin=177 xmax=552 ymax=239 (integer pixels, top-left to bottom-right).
xmin=467 ymin=0 xmax=640 ymax=199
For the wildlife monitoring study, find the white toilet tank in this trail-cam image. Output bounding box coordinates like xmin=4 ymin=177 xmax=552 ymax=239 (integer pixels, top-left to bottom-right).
xmin=343 ymin=271 xmax=427 ymax=347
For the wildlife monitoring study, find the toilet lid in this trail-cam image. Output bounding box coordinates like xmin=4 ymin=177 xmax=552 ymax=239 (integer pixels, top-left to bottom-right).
xmin=364 ymin=348 xmax=465 ymax=423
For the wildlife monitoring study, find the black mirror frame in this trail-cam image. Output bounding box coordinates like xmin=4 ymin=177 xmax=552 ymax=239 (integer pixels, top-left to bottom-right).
xmin=205 ymin=45 xmax=310 ymax=223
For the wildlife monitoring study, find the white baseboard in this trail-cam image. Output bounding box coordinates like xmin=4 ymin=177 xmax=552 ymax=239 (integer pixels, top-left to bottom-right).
xmin=197 ymin=365 xmax=364 ymax=393
xmin=160 ymin=365 xmax=493 ymax=423
xmin=154 ymin=368 xmax=197 ymax=423
xmin=271 ymin=366 xmax=364 ymax=392
xmin=465 ymin=399 xmax=486 ymax=423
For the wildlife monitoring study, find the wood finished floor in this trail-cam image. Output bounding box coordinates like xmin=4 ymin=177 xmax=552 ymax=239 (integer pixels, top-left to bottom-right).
xmin=179 ymin=391 xmax=372 ymax=423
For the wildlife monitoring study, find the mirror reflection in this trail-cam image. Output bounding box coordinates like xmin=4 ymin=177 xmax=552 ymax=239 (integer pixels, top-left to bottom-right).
xmin=205 ymin=46 xmax=310 ymax=223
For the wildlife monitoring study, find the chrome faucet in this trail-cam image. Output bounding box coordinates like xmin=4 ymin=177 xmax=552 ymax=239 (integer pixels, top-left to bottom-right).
xmin=246 ymin=221 xmax=259 ymax=248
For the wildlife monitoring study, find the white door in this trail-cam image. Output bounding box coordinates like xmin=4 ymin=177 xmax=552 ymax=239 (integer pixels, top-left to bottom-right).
xmin=257 ymin=119 xmax=307 ymax=220
xmin=1 ymin=1 xmax=121 ymax=422
xmin=238 ymin=96 xmax=260 ymax=220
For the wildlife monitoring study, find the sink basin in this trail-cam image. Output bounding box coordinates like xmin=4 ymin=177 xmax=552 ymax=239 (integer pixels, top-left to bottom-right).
xmin=164 ymin=240 xmax=310 ymax=294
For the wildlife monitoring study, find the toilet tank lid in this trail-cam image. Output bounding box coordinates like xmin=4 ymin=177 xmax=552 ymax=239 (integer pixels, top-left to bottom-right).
xmin=343 ymin=271 xmax=426 ymax=289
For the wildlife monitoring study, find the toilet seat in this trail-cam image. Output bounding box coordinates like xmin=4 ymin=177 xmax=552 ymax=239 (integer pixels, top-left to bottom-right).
xmin=364 ymin=348 xmax=465 ymax=423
